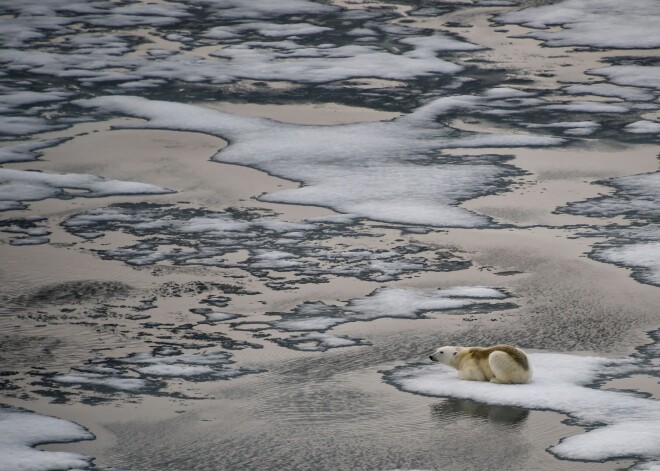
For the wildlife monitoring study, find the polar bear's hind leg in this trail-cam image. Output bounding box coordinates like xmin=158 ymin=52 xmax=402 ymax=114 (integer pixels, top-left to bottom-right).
xmin=488 ymin=350 xmax=530 ymax=384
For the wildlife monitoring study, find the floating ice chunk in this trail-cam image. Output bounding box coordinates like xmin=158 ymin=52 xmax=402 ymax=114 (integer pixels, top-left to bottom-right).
xmin=0 ymin=116 xmax=61 ymax=136
xmin=496 ymin=0 xmax=660 ymax=49
xmin=561 ymin=171 xmax=660 ymax=220
xmin=270 ymin=286 xmax=510 ymax=332
xmin=208 ymin=40 xmax=467 ymax=82
xmin=203 ymin=22 xmax=332 ymax=39
xmin=625 ymin=120 xmax=660 ymax=134
xmin=0 ymin=138 xmax=66 ymax=164
xmin=630 ymin=462 xmax=660 ymax=471
xmin=275 ymin=332 xmax=368 ymax=351
xmin=385 ymin=353 xmax=660 ymax=463
xmin=595 ymin=243 xmax=660 ymax=286
xmin=54 ymin=372 xmax=148 ymax=391
xmin=563 ymin=84 xmax=655 ymax=102
xmin=524 ymin=121 xmax=600 ymax=135
xmin=348 ymin=286 xmax=507 ymax=319
xmin=0 ymin=90 xmax=71 ymax=110
xmin=187 ymin=0 xmax=337 ymax=19
xmin=190 ymin=308 xmax=241 ymax=322
xmin=0 ymin=168 xmax=173 ymax=209
xmin=589 ymin=66 xmax=660 ymax=90
xmin=542 ymin=102 xmax=629 ymax=113
xmin=122 ymin=350 xmax=231 ymax=366
xmin=137 ymin=364 xmax=215 ymax=377
xmin=10 ymin=236 xmax=49 ymax=245
xmin=0 ymin=405 xmax=94 ymax=471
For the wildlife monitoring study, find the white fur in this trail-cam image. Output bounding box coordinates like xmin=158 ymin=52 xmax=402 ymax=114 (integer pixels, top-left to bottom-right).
xmin=429 ymin=345 xmax=532 ymax=384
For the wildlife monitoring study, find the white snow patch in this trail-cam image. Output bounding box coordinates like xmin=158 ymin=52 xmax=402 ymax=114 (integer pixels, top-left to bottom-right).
xmin=273 ymin=286 xmax=509 ymax=331
xmin=54 ymin=372 xmax=147 ymax=391
xmin=563 ymin=84 xmax=655 ymax=102
xmin=597 ymin=243 xmax=660 ymax=285
xmin=0 ymin=139 xmax=66 ymax=164
xmin=496 ymin=0 xmax=660 ymax=49
xmin=137 ymin=364 xmax=215 ymax=377
xmin=0 ymin=168 xmax=173 ymax=208
xmin=589 ymin=66 xmax=660 ymax=90
xmin=0 ymin=406 xmax=94 ymax=471
xmin=625 ymin=121 xmax=660 ymax=134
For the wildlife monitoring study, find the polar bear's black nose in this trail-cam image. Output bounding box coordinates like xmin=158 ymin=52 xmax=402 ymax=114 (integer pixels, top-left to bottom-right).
xmin=429 ymin=355 xmax=434 ymax=360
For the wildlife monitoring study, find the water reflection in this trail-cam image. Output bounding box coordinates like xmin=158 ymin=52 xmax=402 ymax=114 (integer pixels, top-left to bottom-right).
xmin=431 ymin=398 xmax=529 ymax=426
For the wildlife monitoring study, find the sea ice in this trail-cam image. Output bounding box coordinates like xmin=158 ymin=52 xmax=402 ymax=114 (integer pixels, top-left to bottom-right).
xmin=76 ymin=93 xmax=561 ymax=228
xmin=273 ymin=332 xmax=368 ymax=351
xmin=384 ymin=353 xmax=660 ymax=463
xmin=595 ymin=243 xmax=660 ymax=286
xmin=625 ymin=121 xmax=660 ymax=134
xmin=0 ymin=168 xmax=173 ymax=210
xmin=496 ymin=0 xmax=660 ymax=49
xmin=54 ymin=372 xmax=148 ymax=391
xmin=562 ymin=84 xmax=655 ymax=102
xmin=589 ymin=66 xmax=660 ymax=91
xmin=0 ymin=139 xmax=67 ymax=164
xmin=266 ymin=286 xmax=511 ymax=332
xmin=0 ymin=406 xmax=94 ymax=471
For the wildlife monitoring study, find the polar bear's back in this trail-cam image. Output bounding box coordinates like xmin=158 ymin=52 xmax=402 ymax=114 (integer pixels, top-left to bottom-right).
xmin=460 ymin=345 xmax=532 ymax=384
xmin=470 ymin=345 xmax=529 ymax=370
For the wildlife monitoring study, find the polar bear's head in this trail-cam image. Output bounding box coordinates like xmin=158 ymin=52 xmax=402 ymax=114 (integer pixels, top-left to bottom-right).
xmin=429 ymin=346 xmax=459 ymax=365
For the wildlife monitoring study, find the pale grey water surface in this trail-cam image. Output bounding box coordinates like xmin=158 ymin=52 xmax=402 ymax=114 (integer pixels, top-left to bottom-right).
xmin=1 ymin=0 xmax=659 ymax=470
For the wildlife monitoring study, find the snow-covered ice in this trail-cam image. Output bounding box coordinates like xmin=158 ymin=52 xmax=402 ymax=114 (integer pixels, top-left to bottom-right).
xmin=384 ymin=353 xmax=660 ymax=463
xmin=265 ymin=286 xmax=511 ymax=332
xmin=0 ymin=406 xmax=94 ymax=471
xmin=496 ymin=0 xmax=660 ymax=49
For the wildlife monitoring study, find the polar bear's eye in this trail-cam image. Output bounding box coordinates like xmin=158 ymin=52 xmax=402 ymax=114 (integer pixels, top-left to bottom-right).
xmin=439 ymin=351 xmax=443 ymax=355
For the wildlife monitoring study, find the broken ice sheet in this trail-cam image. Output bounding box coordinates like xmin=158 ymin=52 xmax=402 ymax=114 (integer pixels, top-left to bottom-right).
xmin=272 ymin=332 xmax=370 ymax=352
xmin=0 ymin=168 xmax=173 ymax=212
xmin=0 ymin=405 xmax=94 ymax=471
xmin=252 ymin=286 xmax=513 ymax=333
xmin=63 ymin=203 xmax=470 ymax=282
xmin=496 ymin=0 xmax=660 ymax=49
xmin=559 ymin=171 xmax=660 ymax=286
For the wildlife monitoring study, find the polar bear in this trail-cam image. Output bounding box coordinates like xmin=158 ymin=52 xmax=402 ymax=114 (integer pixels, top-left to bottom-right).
xmin=429 ymin=345 xmax=532 ymax=384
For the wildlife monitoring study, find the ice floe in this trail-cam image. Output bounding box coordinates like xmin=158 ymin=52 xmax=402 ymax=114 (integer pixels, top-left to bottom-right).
xmin=190 ymin=308 xmax=241 ymax=323
xmin=54 ymin=372 xmax=148 ymax=391
xmin=594 ymin=243 xmax=660 ymax=286
xmin=0 ymin=139 xmax=67 ymax=164
xmin=0 ymin=168 xmax=173 ymax=211
xmin=589 ymin=66 xmax=660 ymax=91
xmin=260 ymin=286 xmax=512 ymax=332
xmin=0 ymin=405 xmax=94 ymax=471
xmin=562 ymin=172 xmax=660 ymax=221
xmin=560 ymin=171 xmax=660 ymax=285
xmin=272 ymin=332 xmax=369 ymax=352
xmin=496 ymin=0 xmax=660 ymax=49
xmin=562 ymin=84 xmax=655 ymax=102
xmin=384 ymin=353 xmax=660 ymax=464
xmin=625 ymin=121 xmax=660 ymax=134
xmin=76 ymin=93 xmax=561 ymax=227
xmin=50 ymin=347 xmax=263 ymax=399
